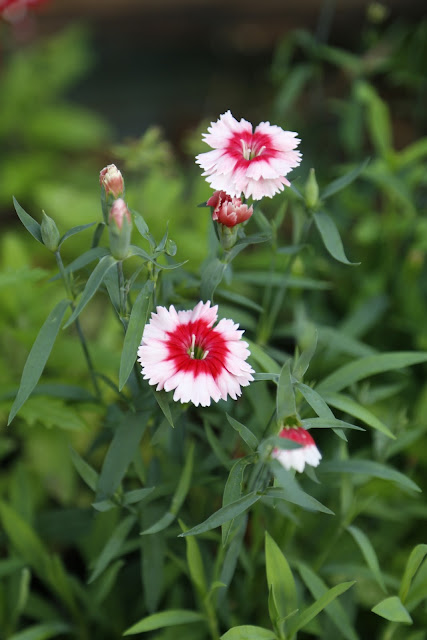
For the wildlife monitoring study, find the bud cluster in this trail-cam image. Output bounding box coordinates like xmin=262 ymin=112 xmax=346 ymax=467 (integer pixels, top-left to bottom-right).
xmin=99 ymin=164 xmax=132 ymax=260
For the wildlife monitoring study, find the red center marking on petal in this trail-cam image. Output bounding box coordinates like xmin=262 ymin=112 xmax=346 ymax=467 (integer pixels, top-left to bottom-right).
xmin=165 ymin=318 xmax=229 ymax=379
xmin=279 ymin=427 xmax=315 ymax=447
xmin=225 ymin=130 xmax=278 ymax=171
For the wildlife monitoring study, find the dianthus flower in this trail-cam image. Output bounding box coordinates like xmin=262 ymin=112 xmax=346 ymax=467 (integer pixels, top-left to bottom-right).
xmin=272 ymin=427 xmax=321 ymax=473
xmin=137 ymin=301 xmax=254 ymax=407
xmin=196 ymin=110 xmax=302 ymax=201
xmin=1 ymin=0 xmax=47 ymax=21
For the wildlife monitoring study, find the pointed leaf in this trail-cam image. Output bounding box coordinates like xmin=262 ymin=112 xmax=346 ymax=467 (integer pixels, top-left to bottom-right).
xmin=372 ymin=596 xmax=412 ymax=624
xmin=293 ymin=329 xmax=317 ymax=380
xmin=226 ymin=414 xmax=259 ymax=451
xmin=320 ymin=459 xmax=420 ymax=493
xmin=69 ymin=446 xmax=98 ymax=491
xmin=347 ymin=525 xmax=386 ymax=592
xmin=277 ymin=360 xmax=296 ymax=421
xmin=265 ymin=531 xmax=297 ymax=619
xmin=97 ymin=411 xmax=149 ymax=500
xmin=288 ymin=581 xmax=355 ymax=635
xmin=63 ymin=255 xmax=117 ymax=327
xmin=222 ymin=457 xmax=253 ymax=546
xmin=59 ymin=222 xmax=96 ymax=247
xmin=221 ymin=626 xmax=277 ymax=640
xmin=180 ymin=520 xmax=207 ymax=596
xmin=51 ymin=247 xmax=110 ymax=281
xmin=313 ymin=211 xmax=359 ymax=265
xmin=88 ymin=514 xmax=135 ymax=583
xmin=152 ymin=388 xmax=174 ymax=428
xmin=321 ymin=158 xmax=369 ymax=199
xmin=179 ymin=492 xmax=261 ymax=538
xmin=268 ymin=463 xmax=334 ymax=515
xmin=322 ymin=392 xmax=395 ymax=439
xmin=297 ymin=563 xmax=359 ymax=640
xmin=8 ymin=299 xmax=70 ymax=424
xmin=8 ymin=622 xmax=71 ymax=640
xmin=13 ymin=197 xmax=43 ymax=244
xmin=119 ymin=280 xmax=154 ymax=390
xmin=399 ymin=544 xmax=427 ymax=603
xmin=124 ymin=610 xmax=205 ymax=635
xmin=318 ymin=352 xmax=427 ymax=393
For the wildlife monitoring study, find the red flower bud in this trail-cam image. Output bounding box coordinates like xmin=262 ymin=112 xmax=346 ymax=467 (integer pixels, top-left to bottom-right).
xmin=99 ymin=164 xmax=124 ymax=199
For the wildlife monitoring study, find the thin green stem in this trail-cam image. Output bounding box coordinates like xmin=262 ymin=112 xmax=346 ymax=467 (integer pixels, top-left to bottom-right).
xmin=55 ymin=250 xmax=101 ymax=400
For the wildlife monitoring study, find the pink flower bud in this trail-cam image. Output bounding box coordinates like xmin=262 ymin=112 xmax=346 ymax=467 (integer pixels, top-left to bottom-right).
xmin=109 ymin=198 xmax=131 ymax=230
xmin=99 ymin=164 xmax=124 ymax=199
xmin=215 ymin=198 xmax=253 ymax=228
xmin=207 ymin=190 xmax=253 ymax=228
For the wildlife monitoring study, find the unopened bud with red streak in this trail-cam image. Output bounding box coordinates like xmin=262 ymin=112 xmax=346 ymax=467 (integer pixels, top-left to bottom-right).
xmin=207 ymin=190 xmax=253 ymax=228
xmin=99 ymin=164 xmax=124 ymax=200
xmin=108 ymin=198 xmax=132 ymax=260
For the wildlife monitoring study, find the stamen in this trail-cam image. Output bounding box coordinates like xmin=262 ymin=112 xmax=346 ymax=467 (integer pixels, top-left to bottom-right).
xmin=240 ymin=139 xmax=251 ymax=161
xmin=190 ymin=334 xmax=196 ymax=359
xmin=202 ymin=350 xmax=209 ymax=360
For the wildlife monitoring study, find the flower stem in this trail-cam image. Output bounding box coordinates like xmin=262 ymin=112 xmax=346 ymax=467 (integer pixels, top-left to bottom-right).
xmin=55 ymin=250 xmax=101 ymax=400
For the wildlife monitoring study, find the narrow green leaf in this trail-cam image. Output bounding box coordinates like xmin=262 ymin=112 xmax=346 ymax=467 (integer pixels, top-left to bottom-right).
xmin=320 ymin=460 xmax=420 ymax=493
xmin=320 ymin=158 xmax=369 ymax=200
xmin=322 ymin=392 xmax=395 ymax=439
xmin=227 ymin=233 xmax=271 ymax=261
xmin=265 ymin=531 xmax=297 ymax=620
xmin=221 ymin=626 xmax=277 ymax=640
xmin=179 ymin=492 xmax=261 ymax=537
xmin=297 ymin=383 xmax=335 ymax=419
xmin=0 ymin=501 xmax=49 ymax=578
xmin=287 ymin=581 xmax=355 ymax=635
xmin=132 ymin=210 xmax=156 ymax=249
xmin=50 ymin=247 xmax=110 ymax=281
xmin=64 ymin=255 xmax=117 ymax=328
xmin=293 ymin=329 xmax=317 ymax=380
xmin=127 ymin=245 xmax=186 ymax=270
xmin=222 ymin=457 xmax=253 ymax=546
xmin=141 ymin=442 xmax=194 ymax=535
xmin=8 ymin=622 xmax=71 ymax=640
xmin=277 ymin=360 xmax=296 ymax=421
xmin=347 ymin=525 xmax=386 ymax=592
xmin=91 ymin=221 xmax=105 ymax=248
xmin=318 ymin=352 xmax=427 ymax=394
xmin=69 ymin=446 xmax=98 ymax=491
xmin=119 ymin=281 xmax=154 ymax=390
xmin=201 ymin=257 xmax=227 ymax=301
xmin=13 ymin=197 xmax=43 ymax=244
xmin=297 ymin=563 xmax=359 ymax=640
xmin=301 ymin=418 xmax=364 ymax=431
xmin=226 ymin=414 xmax=259 ymax=451
xmin=372 ymin=596 xmax=412 ymax=624
xmin=92 ymin=559 xmax=124 ymax=606
xmin=124 ymin=610 xmax=205 ymax=635
xmin=180 ymin=520 xmax=207 ymax=596
xmin=97 ymin=412 xmax=148 ymax=500
xmin=123 ymin=487 xmax=155 ymax=505
xmin=152 ymin=388 xmax=174 ymax=428
xmin=88 ymin=514 xmax=135 ymax=583
xmin=268 ymin=463 xmax=334 ymax=515
xmin=313 ymin=211 xmax=359 ymax=265
xmin=59 ymin=222 xmax=95 ymax=247
xmin=8 ymin=299 xmax=70 ymax=424
xmin=399 ymin=544 xmax=427 ymax=603
xmin=245 ymin=339 xmax=281 ymax=374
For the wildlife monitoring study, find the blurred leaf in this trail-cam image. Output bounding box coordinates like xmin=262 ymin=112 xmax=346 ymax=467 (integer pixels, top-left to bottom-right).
xmin=265 ymin=531 xmax=297 ymax=621
xmin=313 ymin=211 xmax=359 ymax=265
xmin=320 ymin=460 xmax=420 ymax=493
xmin=152 ymin=389 xmax=175 ymax=428
xmin=8 ymin=299 xmax=70 ymax=424
xmin=119 ymin=281 xmax=154 ymax=390
xmin=222 ymin=457 xmax=253 ymax=546
xmin=50 ymin=247 xmax=110 ymax=281
xmin=97 ymin=411 xmax=149 ymax=500
xmin=355 ymin=81 xmax=392 ymax=157
xmin=297 ymin=563 xmax=359 ymax=640
xmin=221 ymin=626 xmax=277 ymax=639
xmin=301 ymin=417 xmax=363 ymax=431
xmin=13 ymin=197 xmax=43 ymax=244
xmin=399 ymin=544 xmax=427 ymax=604
xmin=201 ymin=257 xmax=227 ymax=301
xmin=268 ymin=463 xmax=334 ymax=515
xmin=0 ymin=501 xmax=49 ymax=578
xmin=124 ymin=610 xmax=205 ymax=635
xmin=91 ymin=559 xmax=124 ymax=606
xmin=318 ymin=352 xmax=427 ymax=393
xmin=89 ymin=514 xmax=136 ymax=583
xmin=371 ymin=596 xmax=412 ymax=624
xmin=277 ymin=360 xmax=296 ymax=421
xmin=18 ymin=397 xmax=86 ymax=431
xmin=287 ymin=581 xmax=355 ymax=636
xmin=226 ymin=414 xmax=259 ymax=451
xmin=69 ymin=447 xmax=98 ymax=492
xmin=64 ymin=255 xmax=117 ymax=328
xmin=180 ymin=520 xmax=207 ymax=596
xmin=320 ymin=158 xmax=369 ymax=200
xmin=245 ymin=339 xmax=280 ymax=374
xmin=179 ymin=492 xmax=261 ymax=538
xmin=141 ymin=442 xmax=194 ymax=535
xmin=293 ymin=329 xmax=317 ymax=380
xmin=8 ymin=622 xmax=71 ymax=640
xmin=347 ymin=525 xmax=387 ymax=592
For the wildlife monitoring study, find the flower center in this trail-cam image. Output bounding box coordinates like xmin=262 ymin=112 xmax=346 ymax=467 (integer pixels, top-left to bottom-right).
xmin=187 ymin=333 xmax=209 ymax=360
xmin=240 ymin=138 xmax=266 ymax=161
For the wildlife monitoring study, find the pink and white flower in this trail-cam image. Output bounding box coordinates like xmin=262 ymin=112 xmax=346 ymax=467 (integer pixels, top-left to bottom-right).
xmin=99 ymin=164 xmax=124 ymax=199
xmin=207 ymin=190 xmax=253 ymax=228
xmin=137 ymin=301 xmax=254 ymax=407
xmin=272 ymin=427 xmax=321 ymax=473
xmin=196 ymin=110 xmax=302 ymax=201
